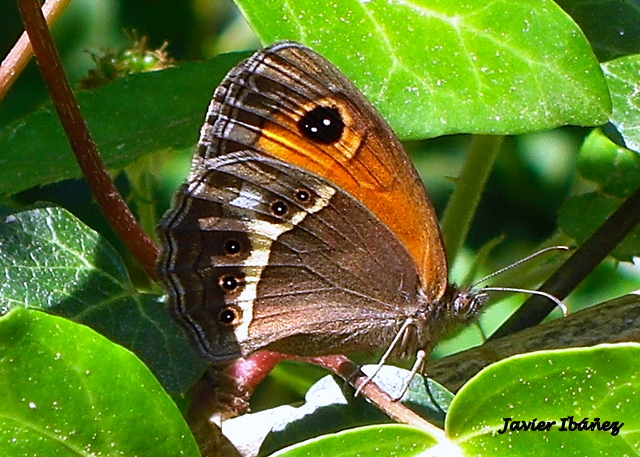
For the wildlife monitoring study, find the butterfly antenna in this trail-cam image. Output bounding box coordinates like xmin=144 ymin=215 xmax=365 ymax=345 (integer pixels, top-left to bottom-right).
xmin=472 ymin=245 xmax=570 ymax=316
xmin=481 ymin=286 xmax=568 ymax=316
xmin=471 ymin=245 xmax=569 ymax=287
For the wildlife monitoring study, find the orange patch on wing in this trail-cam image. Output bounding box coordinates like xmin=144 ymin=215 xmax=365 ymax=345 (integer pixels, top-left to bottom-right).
xmin=255 ymin=103 xmax=448 ymax=301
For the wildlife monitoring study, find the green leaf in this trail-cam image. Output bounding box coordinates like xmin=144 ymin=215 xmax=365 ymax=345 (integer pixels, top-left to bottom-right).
xmin=447 ymin=344 xmax=639 ymax=455
xmin=602 ymin=54 xmax=640 ymax=153
xmin=0 ymin=52 xmax=249 ymax=196
xmin=236 ymin=0 xmax=610 ymax=138
xmin=0 ymin=307 xmax=199 ymax=456
xmin=558 ymin=130 xmax=640 ymax=261
xmin=269 ymin=424 xmax=438 ymax=457
xmin=0 ymin=205 xmax=207 ymax=393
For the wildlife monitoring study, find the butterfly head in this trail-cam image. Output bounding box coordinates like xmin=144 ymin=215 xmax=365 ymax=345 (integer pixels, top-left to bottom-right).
xmin=441 ymin=284 xmax=489 ymax=327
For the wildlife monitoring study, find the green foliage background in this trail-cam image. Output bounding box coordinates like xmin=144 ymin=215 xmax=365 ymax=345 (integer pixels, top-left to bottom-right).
xmin=2 ymin=0 xmax=640 ymax=403
xmin=1 ymin=0 xmax=640 ymax=455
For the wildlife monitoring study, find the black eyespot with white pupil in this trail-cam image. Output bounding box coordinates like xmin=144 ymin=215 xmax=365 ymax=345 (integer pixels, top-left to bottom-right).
xmin=219 ymin=274 xmax=242 ymax=292
xmin=218 ymin=306 xmax=240 ymax=325
xmin=271 ymin=200 xmax=288 ymax=216
xmin=223 ymin=238 xmax=242 ymax=255
xmin=298 ymin=106 xmax=344 ymax=144
xmin=294 ymin=188 xmax=312 ymax=204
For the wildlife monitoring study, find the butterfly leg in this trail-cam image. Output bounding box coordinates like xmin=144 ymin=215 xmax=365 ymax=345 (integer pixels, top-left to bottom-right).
xmin=354 ymin=317 xmax=416 ymax=397
xmin=392 ymin=349 xmax=427 ymax=401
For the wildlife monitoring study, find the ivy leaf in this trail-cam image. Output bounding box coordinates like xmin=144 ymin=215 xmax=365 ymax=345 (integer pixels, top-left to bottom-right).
xmin=602 ymin=54 xmax=640 ymax=153
xmin=0 ymin=205 xmax=207 ymax=394
xmin=236 ymin=0 xmax=611 ymax=138
xmin=0 ymin=307 xmax=199 ymax=456
xmin=448 ymin=344 xmax=639 ymax=454
xmin=269 ymin=424 xmax=438 ymax=457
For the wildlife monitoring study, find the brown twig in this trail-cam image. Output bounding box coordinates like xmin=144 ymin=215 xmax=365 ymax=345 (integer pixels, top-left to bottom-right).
xmin=491 ymin=183 xmax=640 ymax=339
xmin=0 ymin=0 xmax=70 ymax=101
xmin=16 ymin=0 xmax=159 ymax=279
xmin=307 ymin=355 xmax=446 ymax=438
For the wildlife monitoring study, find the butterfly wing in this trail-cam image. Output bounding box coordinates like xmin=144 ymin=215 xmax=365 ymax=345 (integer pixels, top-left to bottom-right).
xmin=158 ymin=42 xmax=448 ymax=363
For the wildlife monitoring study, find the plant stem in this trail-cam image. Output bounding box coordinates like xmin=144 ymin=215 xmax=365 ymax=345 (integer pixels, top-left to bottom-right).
xmin=17 ymin=0 xmax=159 ymax=279
xmin=441 ymin=135 xmax=504 ymax=265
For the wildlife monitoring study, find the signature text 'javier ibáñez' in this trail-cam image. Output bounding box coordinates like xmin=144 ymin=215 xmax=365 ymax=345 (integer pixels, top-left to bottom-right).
xmin=498 ymin=417 xmax=623 ymax=436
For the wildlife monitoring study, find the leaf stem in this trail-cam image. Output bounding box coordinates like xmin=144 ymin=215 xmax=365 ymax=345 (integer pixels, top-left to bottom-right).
xmin=440 ymin=135 xmax=504 ymax=264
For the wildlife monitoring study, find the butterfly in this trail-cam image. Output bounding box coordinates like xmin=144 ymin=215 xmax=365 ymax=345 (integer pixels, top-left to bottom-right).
xmin=157 ymin=41 xmax=486 ymax=368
